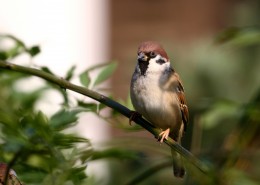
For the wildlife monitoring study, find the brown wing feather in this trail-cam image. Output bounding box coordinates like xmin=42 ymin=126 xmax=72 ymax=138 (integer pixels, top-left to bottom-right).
xmin=174 ymin=73 xmax=189 ymax=131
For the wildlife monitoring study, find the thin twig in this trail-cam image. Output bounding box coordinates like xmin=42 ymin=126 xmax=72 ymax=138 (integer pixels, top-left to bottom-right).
xmin=0 ymin=60 xmax=210 ymax=175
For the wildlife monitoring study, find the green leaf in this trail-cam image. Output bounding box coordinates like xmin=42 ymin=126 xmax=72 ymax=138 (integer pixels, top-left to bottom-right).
xmin=28 ymin=45 xmax=41 ymax=57
xmin=215 ymin=27 xmax=240 ymax=44
xmin=65 ymin=65 xmax=76 ymax=81
xmin=52 ymin=133 xmax=88 ymax=148
xmin=18 ymin=167 xmax=47 ymax=183
xmin=35 ymin=111 xmax=49 ymax=126
xmin=215 ymin=27 xmax=260 ymax=46
xmin=41 ymin=66 xmax=55 ymax=75
xmin=93 ymin=62 xmax=117 ymax=86
xmin=3 ymin=34 xmax=26 ymax=48
xmin=0 ymin=51 xmax=8 ymax=60
xmin=77 ymin=101 xmax=97 ymax=112
xmin=4 ymin=44 xmax=24 ymax=59
xmin=0 ymin=34 xmax=27 ymax=59
xmin=79 ymin=71 xmax=91 ymax=87
xmin=50 ymin=109 xmax=83 ymax=130
xmin=68 ymin=166 xmax=88 ymax=183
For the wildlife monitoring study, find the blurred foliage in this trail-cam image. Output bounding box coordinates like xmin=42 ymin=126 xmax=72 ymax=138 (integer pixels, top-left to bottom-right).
xmin=0 ymin=70 xmax=90 ymax=184
xmin=79 ymin=61 xmax=117 ymax=90
xmin=0 ymin=34 xmax=40 ymax=60
xmin=1 ymin=3 xmax=260 ymax=184
xmin=0 ymin=35 xmax=125 ymax=185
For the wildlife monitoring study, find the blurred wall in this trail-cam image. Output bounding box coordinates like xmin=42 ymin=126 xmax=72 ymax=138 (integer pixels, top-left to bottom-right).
xmin=110 ymin=0 xmax=236 ymax=98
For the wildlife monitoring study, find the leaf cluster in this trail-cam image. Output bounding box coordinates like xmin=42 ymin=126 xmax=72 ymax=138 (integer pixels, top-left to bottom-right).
xmin=0 ymin=72 xmax=92 ymax=185
xmin=0 ymin=35 xmax=131 ymax=185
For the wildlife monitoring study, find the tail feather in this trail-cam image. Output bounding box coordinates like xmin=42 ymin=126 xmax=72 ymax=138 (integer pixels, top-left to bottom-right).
xmin=171 ymin=149 xmax=185 ymax=178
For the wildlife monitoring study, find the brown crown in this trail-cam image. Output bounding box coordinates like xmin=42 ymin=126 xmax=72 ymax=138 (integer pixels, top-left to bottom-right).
xmin=137 ymin=41 xmax=169 ymax=61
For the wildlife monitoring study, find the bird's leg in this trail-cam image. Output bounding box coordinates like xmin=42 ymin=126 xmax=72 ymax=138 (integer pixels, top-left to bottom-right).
xmin=159 ymin=128 xmax=170 ymax=143
xmin=129 ymin=111 xmax=142 ymax=125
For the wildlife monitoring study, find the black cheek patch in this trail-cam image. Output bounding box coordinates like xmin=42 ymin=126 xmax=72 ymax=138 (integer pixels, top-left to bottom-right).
xmin=138 ymin=60 xmax=149 ymax=76
xmin=156 ymin=58 xmax=166 ymax=65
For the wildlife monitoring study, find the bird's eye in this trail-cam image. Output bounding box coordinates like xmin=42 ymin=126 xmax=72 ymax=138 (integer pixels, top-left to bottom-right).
xmin=150 ymin=51 xmax=156 ymax=58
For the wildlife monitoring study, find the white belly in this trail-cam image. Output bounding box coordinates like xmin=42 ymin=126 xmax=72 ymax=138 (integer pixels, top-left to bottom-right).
xmin=130 ymin=75 xmax=182 ymax=131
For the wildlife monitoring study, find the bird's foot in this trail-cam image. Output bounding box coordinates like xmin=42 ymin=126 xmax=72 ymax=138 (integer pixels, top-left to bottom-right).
xmin=129 ymin=111 xmax=142 ymax=125
xmin=158 ymin=128 xmax=170 ymax=143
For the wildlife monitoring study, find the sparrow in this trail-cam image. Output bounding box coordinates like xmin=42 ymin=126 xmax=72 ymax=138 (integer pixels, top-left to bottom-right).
xmin=130 ymin=41 xmax=189 ymax=178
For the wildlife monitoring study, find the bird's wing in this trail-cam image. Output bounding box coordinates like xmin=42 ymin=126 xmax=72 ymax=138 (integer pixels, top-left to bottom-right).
xmin=174 ymin=72 xmax=189 ymax=132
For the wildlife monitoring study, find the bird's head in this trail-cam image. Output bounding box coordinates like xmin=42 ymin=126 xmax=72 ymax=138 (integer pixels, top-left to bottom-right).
xmin=136 ymin=41 xmax=170 ymax=76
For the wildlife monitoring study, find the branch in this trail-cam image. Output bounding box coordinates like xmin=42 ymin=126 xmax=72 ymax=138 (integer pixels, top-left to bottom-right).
xmin=0 ymin=60 xmax=210 ymax=175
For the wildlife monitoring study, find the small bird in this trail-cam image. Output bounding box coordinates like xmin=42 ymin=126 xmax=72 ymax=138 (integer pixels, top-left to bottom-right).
xmin=130 ymin=41 xmax=189 ymax=178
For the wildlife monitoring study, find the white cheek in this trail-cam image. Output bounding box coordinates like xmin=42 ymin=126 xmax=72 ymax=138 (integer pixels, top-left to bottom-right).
xmin=147 ymin=55 xmax=170 ymax=74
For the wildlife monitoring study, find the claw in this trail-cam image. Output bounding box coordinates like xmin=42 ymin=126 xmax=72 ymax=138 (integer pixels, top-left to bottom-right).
xmin=129 ymin=111 xmax=141 ymax=125
xmin=158 ymin=128 xmax=170 ymax=143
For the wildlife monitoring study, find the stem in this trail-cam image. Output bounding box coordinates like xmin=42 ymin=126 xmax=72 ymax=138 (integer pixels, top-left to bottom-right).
xmin=0 ymin=60 xmax=210 ymax=175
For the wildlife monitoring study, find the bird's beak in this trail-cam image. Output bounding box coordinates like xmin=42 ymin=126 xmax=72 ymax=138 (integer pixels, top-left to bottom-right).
xmin=138 ymin=52 xmax=148 ymax=62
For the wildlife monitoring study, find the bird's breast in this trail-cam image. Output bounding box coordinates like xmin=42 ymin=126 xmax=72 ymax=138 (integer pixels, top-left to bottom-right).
xmin=131 ymin=74 xmax=182 ymax=130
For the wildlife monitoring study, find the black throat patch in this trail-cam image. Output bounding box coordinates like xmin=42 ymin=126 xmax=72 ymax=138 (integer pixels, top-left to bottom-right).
xmin=138 ymin=59 xmax=149 ymax=76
